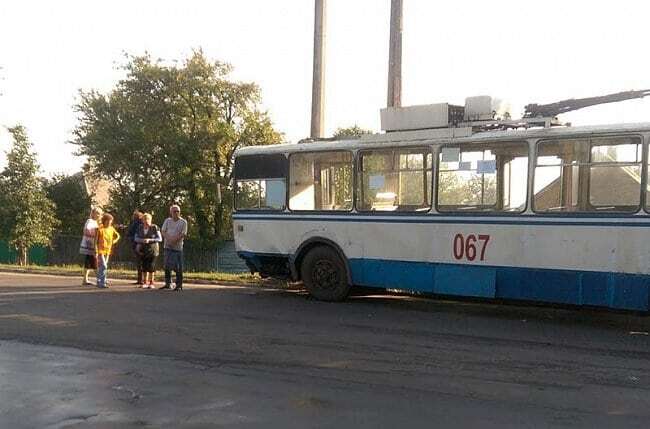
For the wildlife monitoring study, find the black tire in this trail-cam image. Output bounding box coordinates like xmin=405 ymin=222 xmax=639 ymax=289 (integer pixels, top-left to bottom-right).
xmin=300 ymin=246 xmax=350 ymax=301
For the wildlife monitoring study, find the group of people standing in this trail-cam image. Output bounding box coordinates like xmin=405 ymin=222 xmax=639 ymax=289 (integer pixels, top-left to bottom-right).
xmin=80 ymin=208 xmax=120 ymax=288
xmin=79 ymin=204 xmax=188 ymax=291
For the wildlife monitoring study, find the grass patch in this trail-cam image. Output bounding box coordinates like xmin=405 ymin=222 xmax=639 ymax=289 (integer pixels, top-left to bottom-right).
xmin=0 ymin=263 xmax=263 ymax=285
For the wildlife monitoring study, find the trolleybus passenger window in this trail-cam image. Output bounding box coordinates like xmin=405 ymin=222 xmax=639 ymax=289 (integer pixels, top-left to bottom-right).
xmin=534 ymin=136 xmax=641 ymax=213
xmin=289 ymin=151 xmax=353 ymax=211
xmin=357 ymin=148 xmax=432 ymax=212
xmin=590 ymin=138 xmax=641 ymax=210
xmin=233 ymin=153 xmax=288 ymax=211
xmin=235 ymin=179 xmax=286 ymax=210
xmin=437 ymin=142 xmax=528 ymax=212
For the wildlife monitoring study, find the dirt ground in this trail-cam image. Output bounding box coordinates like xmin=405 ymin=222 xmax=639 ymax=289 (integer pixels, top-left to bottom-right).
xmin=1 ymin=272 xmax=649 ymax=428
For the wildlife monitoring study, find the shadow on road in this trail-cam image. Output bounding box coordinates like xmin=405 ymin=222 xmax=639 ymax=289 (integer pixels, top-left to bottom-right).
xmin=0 ymin=272 xmax=648 ymax=334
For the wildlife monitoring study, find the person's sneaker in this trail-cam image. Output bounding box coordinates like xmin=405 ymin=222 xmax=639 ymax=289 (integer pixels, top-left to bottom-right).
xmin=158 ymin=284 xmax=171 ymax=290
xmin=82 ymin=280 xmax=93 ymax=286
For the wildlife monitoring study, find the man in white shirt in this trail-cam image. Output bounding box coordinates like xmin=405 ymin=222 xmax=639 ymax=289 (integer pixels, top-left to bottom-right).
xmin=160 ymin=204 xmax=188 ymax=291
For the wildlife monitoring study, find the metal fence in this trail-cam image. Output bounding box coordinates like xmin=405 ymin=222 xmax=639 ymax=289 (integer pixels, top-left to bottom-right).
xmin=0 ymin=235 xmax=248 ymax=273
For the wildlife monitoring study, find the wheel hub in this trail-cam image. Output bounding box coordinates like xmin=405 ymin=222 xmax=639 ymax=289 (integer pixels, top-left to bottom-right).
xmin=313 ymin=260 xmax=339 ymax=290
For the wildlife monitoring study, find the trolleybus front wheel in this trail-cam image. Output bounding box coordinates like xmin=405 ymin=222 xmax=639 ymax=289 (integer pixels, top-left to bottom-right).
xmin=300 ymin=246 xmax=350 ymax=302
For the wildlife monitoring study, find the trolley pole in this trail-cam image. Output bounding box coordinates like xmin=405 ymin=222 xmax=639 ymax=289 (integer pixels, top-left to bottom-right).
xmin=387 ymin=0 xmax=403 ymax=108
xmin=310 ymin=0 xmax=327 ymax=138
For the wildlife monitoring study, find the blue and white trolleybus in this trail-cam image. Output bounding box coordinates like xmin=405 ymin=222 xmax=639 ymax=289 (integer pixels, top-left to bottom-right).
xmin=233 ymin=93 xmax=650 ymax=312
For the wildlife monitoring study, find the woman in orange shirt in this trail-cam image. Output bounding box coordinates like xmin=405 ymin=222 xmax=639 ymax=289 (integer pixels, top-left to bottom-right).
xmin=96 ymin=213 xmax=120 ymax=288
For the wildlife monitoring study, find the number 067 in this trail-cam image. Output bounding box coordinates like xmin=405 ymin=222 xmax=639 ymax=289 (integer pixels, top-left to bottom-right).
xmin=453 ymin=234 xmax=490 ymax=261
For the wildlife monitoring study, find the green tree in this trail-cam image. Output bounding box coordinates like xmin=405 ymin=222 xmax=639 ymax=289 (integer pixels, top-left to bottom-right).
xmin=73 ymin=50 xmax=282 ymax=242
xmin=45 ymin=173 xmax=92 ymax=235
xmin=0 ymin=126 xmax=58 ymax=265
xmin=325 ymin=126 xmax=373 ymax=206
xmin=333 ymin=124 xmax=373 ymax=139
xmin=438 ymin=173 xmax=496 ymax=206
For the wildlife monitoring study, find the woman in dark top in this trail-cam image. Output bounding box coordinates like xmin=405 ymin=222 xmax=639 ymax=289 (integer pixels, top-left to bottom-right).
xmin=134 ymin=213 xmax=162 ymax=289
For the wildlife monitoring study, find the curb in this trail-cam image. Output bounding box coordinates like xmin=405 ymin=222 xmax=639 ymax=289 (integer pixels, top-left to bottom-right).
xmin=0 ymin=267 xmax=294 ymax=290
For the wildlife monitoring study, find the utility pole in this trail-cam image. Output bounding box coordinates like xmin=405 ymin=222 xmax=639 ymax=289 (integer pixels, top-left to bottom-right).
xmin=310 ymin=0 xmax=327 ymax=138
xmin=387 ymin=0 xmax=403 ymax=108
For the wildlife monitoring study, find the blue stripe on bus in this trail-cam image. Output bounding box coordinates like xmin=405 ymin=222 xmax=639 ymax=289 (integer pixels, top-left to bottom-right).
xmin=347 ymin=259 xmax=650 ymax=311
xmin=233 ymin=214 xmax=650 ymax=228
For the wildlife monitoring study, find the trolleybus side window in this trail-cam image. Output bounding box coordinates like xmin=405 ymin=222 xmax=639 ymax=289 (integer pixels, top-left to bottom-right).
xmin=289 ymin=151 xmax=353 ymax=211
xmin=437 ymin=142 xmax=528 ymax=213
xmin=533 ymin=136 xmax=641 ymax=213
xmin=236 ymin=179 xmax=286 ymax=210
xmin=357 ymin=148 xmax=432 ymax=212
xmin=233 ymin=154 xmax=288 ymax=211
xmin=646 ymin=144 xmax=650 ymax=212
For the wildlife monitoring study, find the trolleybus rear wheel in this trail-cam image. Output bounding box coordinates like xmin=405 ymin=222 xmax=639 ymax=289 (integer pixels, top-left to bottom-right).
xmin=301 ymin=246 xmax=350 ymax=301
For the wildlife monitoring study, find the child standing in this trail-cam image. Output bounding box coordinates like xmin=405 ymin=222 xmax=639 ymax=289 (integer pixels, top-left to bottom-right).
xmin=96 ymin=213 xmax=121 ymax=288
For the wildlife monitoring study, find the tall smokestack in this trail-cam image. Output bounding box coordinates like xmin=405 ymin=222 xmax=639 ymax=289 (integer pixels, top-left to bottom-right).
xmin=310 ymin=0 xmax=327 ymax=138
xmin=387 ymin=0 xmax=403 ymax=108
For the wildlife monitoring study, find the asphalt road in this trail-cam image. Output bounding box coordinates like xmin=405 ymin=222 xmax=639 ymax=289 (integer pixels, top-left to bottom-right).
xmin=1 ymin=272 xmax=649 ymax=428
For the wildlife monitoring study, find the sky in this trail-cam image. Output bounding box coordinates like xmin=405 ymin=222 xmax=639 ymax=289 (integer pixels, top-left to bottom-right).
xmin=2 ymin=0 xmax=650 ymax=175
